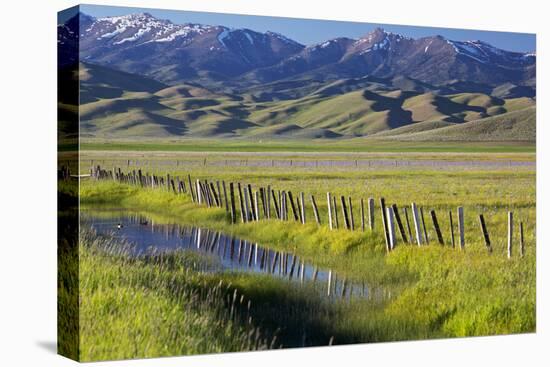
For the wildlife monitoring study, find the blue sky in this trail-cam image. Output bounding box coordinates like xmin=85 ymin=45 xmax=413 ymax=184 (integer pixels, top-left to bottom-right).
xmin=69 ymin=4 xmax=535 ymax=52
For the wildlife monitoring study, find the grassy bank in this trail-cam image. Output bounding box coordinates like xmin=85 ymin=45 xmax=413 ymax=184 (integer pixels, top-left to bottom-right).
xmin=76 ymin=180 xmax=536 ymax=355
xmin=75 ymin=230 xmax=272 ymax=361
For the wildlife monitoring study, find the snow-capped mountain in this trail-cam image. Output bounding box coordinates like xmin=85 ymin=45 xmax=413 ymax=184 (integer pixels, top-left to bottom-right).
xmin=70 ymin=12 xmax=304 ymax=84
xmin=249 ymin=27 xmax=535 ymax=87
xmin=59 ymin=12 xmax=535 ymax=90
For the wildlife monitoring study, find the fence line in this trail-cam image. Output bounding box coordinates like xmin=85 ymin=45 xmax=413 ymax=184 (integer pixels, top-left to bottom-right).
xmin=72 ymin=164 xmax=529 ymax=259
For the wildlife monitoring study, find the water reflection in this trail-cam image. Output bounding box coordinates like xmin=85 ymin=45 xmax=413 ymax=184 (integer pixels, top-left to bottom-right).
xmin=83 ymin=211 xmax=372 ymax=300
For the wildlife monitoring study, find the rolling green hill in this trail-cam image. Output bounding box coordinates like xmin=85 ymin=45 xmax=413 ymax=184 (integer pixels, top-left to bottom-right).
xmin=381 ymin=107 xmax=536 ymax=142
xmin=77 ymin=62 xmax=536 ymax=141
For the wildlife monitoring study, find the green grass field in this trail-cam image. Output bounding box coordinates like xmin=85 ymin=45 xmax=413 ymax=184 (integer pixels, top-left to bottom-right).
xmin=62 ymin=148 xmax=536 ymax=360
xmin=80 ymin=139 xmax=536 ymax=153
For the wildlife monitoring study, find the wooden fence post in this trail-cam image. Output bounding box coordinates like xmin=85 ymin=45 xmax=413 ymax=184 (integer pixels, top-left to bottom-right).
xmin=430 ymin=210 xmax=444 ymax=245
xmin=411 ymin=203 xmax=423 ymax=246
xmin=386 ymin=207 xmax=396 ymax=251
xmin=244 ymin=187 xmax=251 ymax=222
xmin=188 ymin=175 xmax=196 ymax=202
xmin=300 ymin=192 xmax=306 ymax=224
xmin=420 ymin=207 xmax=429 ymax=244
xmin=259 ymin=188 xmax=267 ymax=219
xmin=311 ymin=195 xmax=320 ymax=225
xmin=271 ymin=189 xmax=280 ymax=220
xmin=281 ymin=191 xmax=288 ymax=220
xmin=254 ymin=191 xmax=260 ymax=221
xmin=332 ymin=196 xmax=339 ymax=229
xmin=458 ymin=207 xmax=465 ymax=250
xmin=288 ymin=191 xmax=299 ymax=221
xmin=380 ymin=198 xmax=390 ymax=251
xmin=223 ymin=181 xmax=229 ymax=212
xmin=449 ymin=210 xmax=455 ymax=248
xmin=520 ymin=221 xmax=525 ymax=257
xmin=348 ymin=197 xmax=354 ymax=230
xmin=507 ymin=211 xmax=513 ymax=259
xmin=247 ymin=184 xmax=256 ymax=221
xmin=216 ymin=181 xmax=223 ymax=208
xmin=196 ymin=179 xmax=202 ymax=204
xmin=209 ymin=182 xmax=220 ymax=207
xmin=403 ymin=207 xmax=413 ymax=243
xmin=266 ymin=185 xmax=271 ymax=219
xmin=360 ymin=198 xmax=365 ymax=232
xmin=327 ymin=192 xmax=333 ymax=230
xmin=392 ymin=204 xmax=408 ymax=243
xmin=478 ymin=214 xmax=492 ymax=252
xmin=341 ymin=196 xmax=351 ymax=230
xmin=368 ymin=198 xmax=375 ymax=230
xmin=229 ymin=183 xmax=236 ymax=224
xmin=238 ymin=183 xmax=245 ymax=223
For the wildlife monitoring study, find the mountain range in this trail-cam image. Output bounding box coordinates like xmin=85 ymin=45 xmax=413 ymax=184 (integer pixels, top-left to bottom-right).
xmin=58 ymin=11 xmax=536 ymax=141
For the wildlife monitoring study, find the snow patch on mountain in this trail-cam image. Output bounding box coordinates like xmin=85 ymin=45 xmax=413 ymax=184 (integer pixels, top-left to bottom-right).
xmin=217 ymin=28 xmax=230 ymax=48
xmin=244 ymin=31 xmax=254 ymax=45
xmin=113 ymin=27 xmax=151 ymax=45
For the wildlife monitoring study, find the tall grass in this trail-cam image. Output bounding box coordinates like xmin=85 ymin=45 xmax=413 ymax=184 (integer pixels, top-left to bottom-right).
xmin=74 ymin=230 xmax=272 ymax=361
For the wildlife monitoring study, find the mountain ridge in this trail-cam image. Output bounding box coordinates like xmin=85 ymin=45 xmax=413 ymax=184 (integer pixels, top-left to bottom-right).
xmin=60 ymin=12 xmax=536 ymax=93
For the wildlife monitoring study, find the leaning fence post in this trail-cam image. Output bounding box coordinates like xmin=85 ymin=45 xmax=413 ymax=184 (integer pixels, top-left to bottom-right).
xmin=411 ymin=203 xmax=423 ymax=246
xmin=403 ymin=207 xmax=413 ymax=243
xmin=327 ymin=192 xmax=333 ymax=230
xmin=386 ymin=207 xmax=396 ymax=251
xmin=254 ymin=191 xmax=260 ymax=221
xmin=392 ymin=204 xmax=408 ymax=243
xmin=507 ymin=211 xmax=513 ymax=259
xmin=188 ymin=175 xmax=196 ymax=202
xmin=458 ymin=207 xmax=465 ymax=250
xmin=311 ymin=195 xmax=320 ymax=225
xmin=420 ymin=207 xmax=429 ymax=244
xmin=430 ymin=210 xmax=444 ymax=245
xmin=332 ymin=196 xmax=339 ymax=229
xmin=348 ymin=197 xmax=354 ymax=230
xmin=216 ymin=181 xmax=223 ymax=208
xmin=478 ymin=214 xmax=492 ymax=252
xmin=288 ymin=191 xmax=299 ymax=221
xmin=259 ymin=188 xmax=267 ymax=219
xmin=341 ymin=196 xmax=350 ymax=230
xmin=238 ymin=183 xmax=246 ymax=223
xmin=223 ymin=181 xmax=229 ymax=212
xmin=244 ymin=187 xmax=251 ymax=222
xmin=266 ymin=185 xmax=271 ymax=219
xmin=271 ymin=189 xmax=280 ymax=220
xmin=247 ymin=184 xmax=256 ymax=221
xmin=196 ymin=179 xmax=202 ymax=204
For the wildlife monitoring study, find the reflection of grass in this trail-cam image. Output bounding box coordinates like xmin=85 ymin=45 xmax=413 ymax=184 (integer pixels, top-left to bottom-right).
xmin=78 ymin=178 xmax=536 ymax=348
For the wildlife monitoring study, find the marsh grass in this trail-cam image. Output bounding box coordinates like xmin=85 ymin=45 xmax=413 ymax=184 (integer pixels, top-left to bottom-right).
xmin=76 ymin=230 xmax=273 ymax=361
